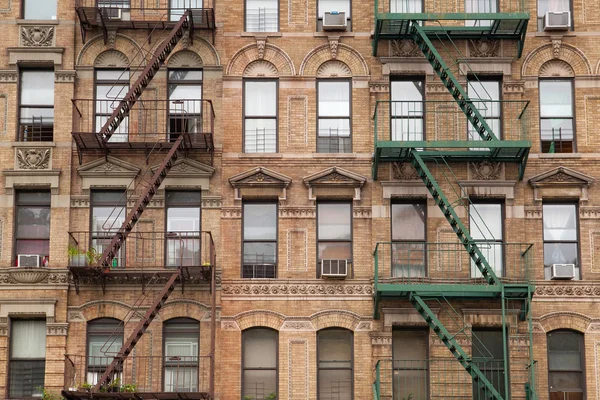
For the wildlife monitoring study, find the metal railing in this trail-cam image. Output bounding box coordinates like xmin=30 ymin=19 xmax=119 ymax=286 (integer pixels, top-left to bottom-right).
xmin=67 ymin=230 xmax=215 ymax=271
xmin=64 ymin=354 xmax=211 ymax=394
xmin=72 ymin=98 xmax=215 ymax=148
xmin=377 ymin=0 xmax=527 ymax=15
xmin=373 ymin=242 xmax=534 ymax=285
xmin=374 ymin=100 xmax=530 ymax=145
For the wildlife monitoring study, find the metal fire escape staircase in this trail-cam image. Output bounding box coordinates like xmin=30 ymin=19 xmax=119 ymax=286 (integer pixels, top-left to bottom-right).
xmin=372 ymin=17 xmax=535 ymax=400
xmin=77 ymin=10 xmax=195 ymax=393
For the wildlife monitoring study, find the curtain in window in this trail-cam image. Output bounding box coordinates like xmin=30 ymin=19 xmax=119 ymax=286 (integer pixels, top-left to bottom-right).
xmin=12 ymin=320 xmax=46 ymax=358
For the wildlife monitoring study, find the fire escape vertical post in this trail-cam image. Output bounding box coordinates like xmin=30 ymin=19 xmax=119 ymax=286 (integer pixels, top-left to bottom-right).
xmin=210 ymin=263 xmax=216 ymax=398
xmin=501 ymin=286 xmax=510 ymax=398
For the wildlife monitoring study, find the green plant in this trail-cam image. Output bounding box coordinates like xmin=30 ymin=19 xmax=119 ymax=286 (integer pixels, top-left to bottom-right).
xmin=85 ymin=247 xmax=102 ymax=265
xmin=243 ymin=396 xmax=254 ymax=400
xmin=120 ymin=383 xmax=137 ymax=393
xmin=67 ymin=244 xmax=80 ymax=257
xmin=79 ymin=382 xmax=92 ymax=390
xmin=36 ymin=387 xmax=63 ymax=400
xmin=402 ymin=394 xmax=414 ymax=400
xmin=265 ymin=393 xmax=277 ymax=400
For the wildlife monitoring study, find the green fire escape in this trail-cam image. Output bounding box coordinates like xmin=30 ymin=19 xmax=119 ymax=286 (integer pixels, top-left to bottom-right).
xmin=371 ymin=1 xmax=536 ymax=399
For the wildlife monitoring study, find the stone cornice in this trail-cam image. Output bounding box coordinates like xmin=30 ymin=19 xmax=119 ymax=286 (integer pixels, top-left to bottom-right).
xmin=221 ymin=280 xmax=373 ymax=297
xmin=535 ymin=284 xmax=600 ymax=297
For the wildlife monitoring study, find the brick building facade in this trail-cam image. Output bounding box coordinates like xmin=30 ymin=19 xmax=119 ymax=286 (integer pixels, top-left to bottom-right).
xmin=0 ymin=0 xmax=597 ymax=399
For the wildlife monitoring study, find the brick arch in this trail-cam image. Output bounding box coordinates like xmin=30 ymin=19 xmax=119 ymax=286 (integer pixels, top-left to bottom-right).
xmin=539 ymin=312 xmax=591 ymax=333
xmin=76 ymin=33 xmax=144 ymax=67
xmin=521 ymin=43 xmax=592 ymax=77
xmin=235 ymin=310 xmax=285 ymax=330
xmin=159 ymin=35 xmax=220 ymax=67
xmin=299 ymin=43 xmax=369 ymax=77
xmin=78 ymin=300 xmax=133 ymax=321
xmin=157 ymin=300 xmax=211 ymax=322
xmin=310 ymin=310 xmax=361 ymax=331
xmin=226 ymin=43 xmax=295 ymax=76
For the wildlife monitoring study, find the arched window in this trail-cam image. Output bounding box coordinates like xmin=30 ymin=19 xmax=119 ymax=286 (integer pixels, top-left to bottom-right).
xmin=163 ymin=318 xmax=200 ymax=392
xmin=87 ymin=318 xmax=124 ymax=385
xmin=317 ymin=328 xmax=353 ymax=400
xmin=547 ymin=330 xmax=585 ymax=399
xmin=242 ymin=328 xmax=278 ymax=399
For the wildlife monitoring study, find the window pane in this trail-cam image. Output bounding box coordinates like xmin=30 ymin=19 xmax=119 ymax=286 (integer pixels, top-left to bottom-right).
xmin=392 ymin=330 xmax=427 ymax=361
xmin=244 ymin=204 xmax=277 ymax=240
xmin=318 ymin=329 xmax=352 ymax=367
xmin=470 ymin=203 xmax=502 ymax=239
xmin=88 ymin=320 xmax=123 ymax=366
xmin=16 ymin=191 xmax=51 ymax=205
xmin=12 ymin=320 xmax=46 ymax=358
xmin=318 ymin=203 xmax=351 ymax=240
xmin=96 ymin=70 xmax=130 ymax=81
xmin=9 ymin=360 xmax=45 ymax=398
xmin=91 ymin=190 xmax=127 ymax=204
xmin=318 ymin=242 xmax=351 ymax=261
xmin=319 ymin=81 xmax=350 ymax=117
xmin=24 ymin=0 xmax=57 ymax=19
xmin=246 ymin=0 xmax=278 ymax=31
xmin=169 ymin=84 xmax=202 ymax=101
xmin=318 ymin=0 xmax=351 ymax=17
xmin=245 ymin=81 xmax=277 ymax=116
xmin=549 ymin=332 xmax=581 ymax=352
xmin=21 ymin=71 xmax=54 ymax=105
xmin=540 ymin=81 xmax=573 ymax=117
xmin=166 ymin=191 xmax=201 ymax=205
xmin=243 ymin=370 xmax=277 ymax=399
xmin=245 ymin=118 xmax=277 ymax=152
xmin=16 ymin=239 xmax=49 ymax=256
xmin=318 ymin=369 xmax=352 ymax=400
xmin=390 ymin=0 xmax=421 ymax=12
xmin=164 ymin=321 xmax=199 ymax=358
xmin=96 ymin=84 xmax=128 ymax=102
xmin=92 ymin=206 xmax=126 ymax=232
xmin=243 ymin=329 xmax=277 ymax=368
xmin=549 ymin=354 xmax=583 ymax=371
xmin=17 ymin=207 xmax=50 ymax=238
xmin=540 ymin=119 xmax=574 ymax=141
xmin=169 ymin=70 xmax=203 ymax=81
xmin=391 ymin=81 xmax=424 ymax=102
xmin=543 ymin=205 xmax=577 ymax=240
xmin=392 ymin=204 xmax=425 ymax=240
xmin=167 ymin=208 xmax=200 ymax=232
xmin=549 ymin=372 xmax=583 ymax=392
xmin=243 ymin=243 xmax=277 ymax=264
xmin=392 ymin=118 xmax=423 ymax=141
xmin=318 ymin=119 xmax=350 ymax=137
xmin=472 ymin=330 xmax=504 ymax=359
xmin=391 ymin=242 xmax=425 ymax=278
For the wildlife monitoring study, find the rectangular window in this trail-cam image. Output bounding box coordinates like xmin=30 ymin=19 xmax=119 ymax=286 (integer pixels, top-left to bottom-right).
xmin=390 ymin=0 xmax=422 ymax=12
xmin=245 ymin=0 xmax=278 ymax=32
xmin=317 ymin=0 xmax=351 ymax=31
xmin=87 ymin=319 xmax=123 ymax=385
xmin=15 ymin=191 xmax=50 ymax=267
xmin=243 ymin=328 xmax=278 ymax=399
xmin=243 ymin=203 xmax=277 ymax=278
xmin=548 ymin=330 xmax=584 ymax=399
xmin=467 ymin=78 xmax=501 ymax=141
xmin=166 ymin=191 xmax=201 ymax=267
xmin=472 ymin=329 xmax=507 ymax=399
xmin=19 ymin=70 xmax=54 ymax=142
xmin=465 ymin=0 xmax=497 ymax=26
xmin=538 ymin=0 xmax=572 ymax=31
xmin=168 ymin=69 xmax=203 ymax=142
xmin=318 ymin=329 xmax=353 ymax=400
xmin=391 ymin=202 xmax=426 ymax=278
xmin=244 ymin=80 xmax=277 ymax=153
xmin=23 ymin=0 xmax=57 ymax=19
xmin=469 ymin=202 xmax=504 ymax=278
xmin=317 ymin=80 xmax=351 ymax=153
xmin=95 ymin=69 xmax=130 ymax=143
xmin=392 ymin=330 xmax=428 ymax=400
xmin=91 ymin=190 xmax=126 ymax=268
xmin=163 ymin=319 xmax=199 ymax=392
xmin=170 ymin=0 xmax=203 ymax=21
xmin=390 ymin=79 xmax=424 ymax=141
xmin=540 ymin=80 xmax=574 ymax=153
xmin=9 ymin=320 xmax=46 ymax=398
xmin=543 ymin=204 xmax=579 ymax=280
xmin=317 ymin=203 xmax=351 ymax=277
xmin=97 ymin=0 xmax=131 ymax=21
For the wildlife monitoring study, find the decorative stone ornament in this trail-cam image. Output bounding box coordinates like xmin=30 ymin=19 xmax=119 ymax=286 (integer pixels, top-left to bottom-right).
xmin=20 ymin=26 xmax=54 ymax=47
xmin=392 ymin=162 xmax=420 ymax=180
xmin=302 ymin=167 xmax=367 ymax=201
xmin=16 ymin=148 xmax=51 ymax=170
xmin=469 ymin=161 xmax=502 ymax=180
xmin=390 ymin=39 xmax=421 ymax=57
xmin=468 ymin=39 xmax=500 ymax=57
xmin=529 ymin=166 xmax=594 ymax=204
xmin=229 ymin=167 xmax=292 ymax=201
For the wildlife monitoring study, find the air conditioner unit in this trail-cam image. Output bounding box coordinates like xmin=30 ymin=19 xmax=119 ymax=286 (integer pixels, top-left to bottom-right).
xmin=321 ymin=259 xmax=347 ymax=278
xmin=18 ymin=254 xmax=41 ymax=268
xmin=104 ymin=8 xmax=122 ymax=20
xmin=551 ymin=263 xmax=575 ymax=280
xmin=544 ymin=11 xmax=570 ymax=31
xmin=323 ymin=11 xmax=347 ymax=30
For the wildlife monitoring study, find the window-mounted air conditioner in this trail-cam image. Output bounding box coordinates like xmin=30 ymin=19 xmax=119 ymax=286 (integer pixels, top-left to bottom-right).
xmin=321 ymin=259 xmax=348 ymax=278
xmin=550 ymin=263 xmax=575 ymax=280
xmin=544 ymin=11 xmax=570 ymax=31
xmin=18 ymin=254 xmax=41 ymax=268
xmin=323 ymin=11 xmax=347 ymax=30
xmin=104 ymin=8 xmax=123 ymax=20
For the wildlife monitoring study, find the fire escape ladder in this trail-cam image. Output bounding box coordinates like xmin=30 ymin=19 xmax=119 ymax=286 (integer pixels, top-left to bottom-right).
xmin=409 ymin=151 xmax=500 ymax=286
xmin=409 ymin=22 xmax=499 ymax=144
xmin=97 ymin=10 xmax=192 ymax=144
xmin=93 ymin=271 xmax=181 ymax=391
xmin=409 ymin=294 xmax=504 ymax=400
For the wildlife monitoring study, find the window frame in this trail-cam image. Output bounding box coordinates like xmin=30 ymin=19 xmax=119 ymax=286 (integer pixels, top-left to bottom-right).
xmin=316 ymin=78 xmax=352 ymax=153
xmin=466 ymin=75 xmax=503 ymax=141
xmin=165 ymin=190 xmax=202 ymax=268
xmin=391 ymin=327 xmax=429 ymax=400
xmin=241 ymin=327 xmax=279 ymax=400
xmin=89 ymin=189 xmax=127 ymax=268
xmin=86 ymin=318 xmax=124 ymax=381
xmin=537 ymin=0 xmax=574 ymax=32
xmin=14 ymin=190 xmax=51 ymax=266
xmin=316 ymin=0 xmax=352 ymax=32
xmin=242 ymin=201 xmax=279 ymax=279
xmin=542 ymin=202 xmax=581 ymax=280
xmin=538 ymin=78 xmax=576 ymax=153
xmin=94 ymin=68 xmax=131 ymax=142
xmin=316 ymin=201 xmax=353 ymax=278
xmin=167 ymin=68 xmax=204 ymax=142
xmin=162 ymin=317 xmax=200 ymax=392
xmin=469 ymin=199 xmax=505 ymax=278
xmin=390 ymin=199 xmax=427 ymax=278
xmin=8 ymin=319 xmax=46 ymax=399
xmin=244 ymin=0 xmax=280 ymax=32
xmin=389 ymin=76 xmax=426 ymax=141
xmin=471 ymin=327 xmax=509 ymax=399
xmin=317 ymin=328 xmax=354 ymax=400
xmin=242 ymin=78 xmax=279 ymax=153
xmin=18 ymin=69 xmax=55 ymax=142
xmin=22 ymin=0 xmax=57 ymax=20
xmin=547 ymin=329 xmax=585 ymax=398
xmin=168 ymin=0 xmax=203 ymax=21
